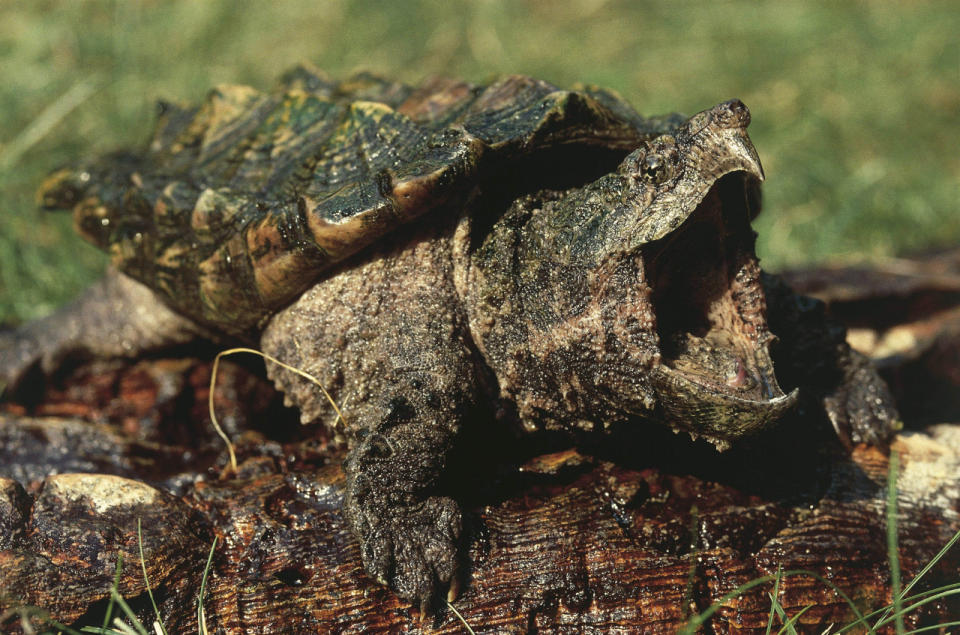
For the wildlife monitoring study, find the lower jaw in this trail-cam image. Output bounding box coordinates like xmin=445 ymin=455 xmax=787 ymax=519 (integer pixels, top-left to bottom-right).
xmin=650 ymin=364 xmax=799 ymax=450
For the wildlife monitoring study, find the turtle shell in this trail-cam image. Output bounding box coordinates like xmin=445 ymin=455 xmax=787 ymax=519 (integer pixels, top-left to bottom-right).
xmin=40 ymin=66 xmax=683 ymax=335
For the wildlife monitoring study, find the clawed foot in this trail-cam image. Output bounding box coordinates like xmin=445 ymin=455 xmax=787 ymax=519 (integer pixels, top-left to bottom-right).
xmin=355 ymin=495 xmax=462 ymax=607
xmin=825 ymin=350 xmax=901 ymax=448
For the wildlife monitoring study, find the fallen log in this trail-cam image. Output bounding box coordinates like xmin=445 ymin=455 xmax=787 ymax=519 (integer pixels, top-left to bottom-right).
xmin=2 ymin=250 xmax=959 ymax=633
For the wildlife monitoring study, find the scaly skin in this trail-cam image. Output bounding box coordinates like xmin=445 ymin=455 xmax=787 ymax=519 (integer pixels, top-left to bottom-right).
xmin=261 ymin=210 xmax=481 ymax=603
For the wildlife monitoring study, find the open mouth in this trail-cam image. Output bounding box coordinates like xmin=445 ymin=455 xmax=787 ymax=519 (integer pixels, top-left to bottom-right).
xmin=642 ymin=171 xmax=798 ymax=445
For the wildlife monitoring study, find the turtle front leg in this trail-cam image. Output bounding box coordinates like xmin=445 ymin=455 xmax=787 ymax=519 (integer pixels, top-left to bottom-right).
xmin=762 ymin=273 xmax=901 ymax=447
xmin=262 ymin=336 xmax=478 ymax=606
xmin=258 ymin=218 xmax=484 ymax=608
xmin=343 ymin=390 xmax=464 ymax=606
xmin=1 ymin=269 xmax=203 ymax=394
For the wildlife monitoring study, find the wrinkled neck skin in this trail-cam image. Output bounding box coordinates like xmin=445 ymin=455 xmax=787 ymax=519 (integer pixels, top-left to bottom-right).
xmin=459 ymin=174 xmax=661 ymax=435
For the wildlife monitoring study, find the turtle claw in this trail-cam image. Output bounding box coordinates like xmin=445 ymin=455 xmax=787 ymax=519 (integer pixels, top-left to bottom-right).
xmin=356 ymin=495 xmax=461 ymax=609
xmin=446 ymin=572 xmax=461 ymax=603
xmin=418 ymin=599 xmax=430 ymax=624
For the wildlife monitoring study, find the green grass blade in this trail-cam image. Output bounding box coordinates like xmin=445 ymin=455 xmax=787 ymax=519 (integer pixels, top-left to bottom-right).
xmin=108 ymin=618 xmax=140 ymax=635
xmin=874 ymin=587 xmax=960 ymax=630
xmin=197 ymin=536 xmax=218 ymax=633
xmin=681 ymin=569 xmax=870 ymax=634
xmin=777 ymin=603 xmax=814 ymax=635
xmin=10 ymin=609 xmax=84 ymax=635
xmin=136 ymin=519 xmax=167 ymax=635
xmin=101 ymin=554 xmax=124 ymax=633
xmin=833 ymin=582 xmax=960 ymax=633
xmin=680 ymin=575 xmax=778 ymax=633
xmin=765 ymin=565 xmax=784 ymax=635
xmin=770 ymin=600 xmax=788 ymax=633
xmin=898 ymin=528 xmax=960 ymax=605
xmin=446 ymin=601 xmax=477 ymax=635
xmin=108 ymin=590 xmax=149 ymax=635
xmin=902 ymin=620 xmax=960 ymax=634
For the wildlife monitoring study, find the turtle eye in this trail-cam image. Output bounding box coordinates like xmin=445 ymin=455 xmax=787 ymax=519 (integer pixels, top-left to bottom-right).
xmin=642 ymin=153 xmax=671 ymax=185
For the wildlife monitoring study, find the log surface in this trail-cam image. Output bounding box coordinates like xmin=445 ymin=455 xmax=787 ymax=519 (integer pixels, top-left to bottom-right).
xmin=2 ymin=250 xmax=959 ymax=633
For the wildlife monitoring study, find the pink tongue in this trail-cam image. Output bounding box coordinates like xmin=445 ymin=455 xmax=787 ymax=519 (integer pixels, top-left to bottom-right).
xmin=726 ymin=357 xmax=748 ymax=387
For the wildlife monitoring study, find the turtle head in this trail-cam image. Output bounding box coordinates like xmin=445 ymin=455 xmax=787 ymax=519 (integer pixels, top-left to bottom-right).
xmin=469 ymin=99 xmax=796 ymax=449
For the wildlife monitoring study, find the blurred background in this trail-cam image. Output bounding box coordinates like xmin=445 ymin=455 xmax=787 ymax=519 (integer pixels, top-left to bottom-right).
xmin=0 ymin=0 xmax=956 ymax=324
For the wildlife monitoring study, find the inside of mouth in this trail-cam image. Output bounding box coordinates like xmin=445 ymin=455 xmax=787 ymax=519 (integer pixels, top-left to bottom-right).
xmin=643 ymin=172 xmax=778 ymax=401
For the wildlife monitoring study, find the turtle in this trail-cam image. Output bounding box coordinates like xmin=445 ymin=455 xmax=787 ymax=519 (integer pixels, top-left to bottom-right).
xmin=0 ymin=67 xmax=899 ymax=607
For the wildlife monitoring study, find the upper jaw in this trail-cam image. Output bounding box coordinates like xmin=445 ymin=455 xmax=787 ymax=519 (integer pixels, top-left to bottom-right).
xmin=626 ymin=101 xmax=765 ymax=251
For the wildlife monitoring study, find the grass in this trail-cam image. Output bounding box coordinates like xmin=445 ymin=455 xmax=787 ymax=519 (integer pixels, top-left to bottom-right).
xmin=0 ymin=0 xmax=957 ymax=324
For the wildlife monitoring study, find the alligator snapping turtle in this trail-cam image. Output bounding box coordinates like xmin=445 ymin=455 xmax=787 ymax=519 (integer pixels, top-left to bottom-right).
xmin=0 ymin=68 xmax=899 ymax=605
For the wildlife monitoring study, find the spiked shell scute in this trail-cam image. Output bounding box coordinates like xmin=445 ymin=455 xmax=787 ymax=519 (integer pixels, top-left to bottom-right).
xmin=44 ymin=66 xmax=678 ymax=334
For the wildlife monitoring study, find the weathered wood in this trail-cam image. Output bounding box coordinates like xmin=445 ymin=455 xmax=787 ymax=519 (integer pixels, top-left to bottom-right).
xmin=784 ymin=248 xmax=960 ymax=425
xmin=1 ymin=251 xmax=959 ymax=633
